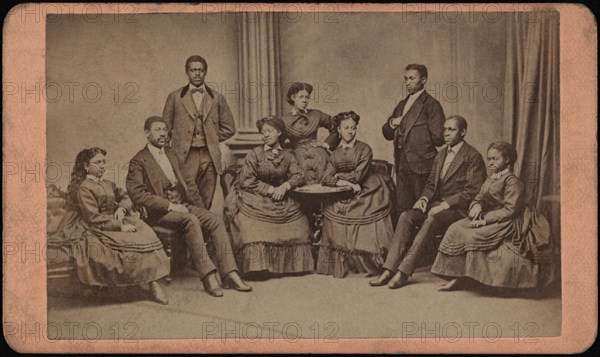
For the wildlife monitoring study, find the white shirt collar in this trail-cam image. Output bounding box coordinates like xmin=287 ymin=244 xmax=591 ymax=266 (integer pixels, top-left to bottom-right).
xmin=85 ymin=174 xmax=101 ymax=183
xmin=264 ymin=143 xmax=282 ymax=153
xmin=340 ymin=138 xmax=357 ymax=149
xmin=409 ymin=88 xmax=425 ymax=99
xmin=189 ymin=83 xmax=206 ymax=92
xmin=147 ymin=143 xmax=166 ymax=156
xmin=447 ymin=140 xmax=464 ymax=154
xmin=292 ymin=108 xmax=308 ymax=116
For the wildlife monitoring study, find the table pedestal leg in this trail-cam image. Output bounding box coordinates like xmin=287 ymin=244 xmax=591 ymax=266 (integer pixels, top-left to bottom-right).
xmin=311 ymin=203 xmax=324 ymax=270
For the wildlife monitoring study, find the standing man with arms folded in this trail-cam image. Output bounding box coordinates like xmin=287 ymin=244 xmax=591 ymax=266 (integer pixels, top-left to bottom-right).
xmin=382 ymin=64 xmax=446 ymax=216
xmin=163 ymin=55 xmax=236 ymax=209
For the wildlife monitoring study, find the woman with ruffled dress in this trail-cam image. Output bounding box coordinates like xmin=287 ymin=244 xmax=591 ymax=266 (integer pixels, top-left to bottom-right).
xmin=49 ymin=147 xmax=170 ymax=304
xmin=316 ymin=111 xmax=394 ymax=278
xmin=431 ymin=142 xmax=555 ymax=291
xmin=225 ymin=117 xmax=313 ymax=275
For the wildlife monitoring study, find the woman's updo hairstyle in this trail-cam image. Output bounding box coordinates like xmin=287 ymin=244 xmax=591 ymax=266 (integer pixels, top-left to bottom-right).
xmin=285 ymin=82 xmax=314 ymax=106
xmin=256 ymin=116 xmax=287 ymax=144
xmin=487 ymin=141 xmax=518 ymax=169
xmin=332 ymin=111 xmax=360 ymax=130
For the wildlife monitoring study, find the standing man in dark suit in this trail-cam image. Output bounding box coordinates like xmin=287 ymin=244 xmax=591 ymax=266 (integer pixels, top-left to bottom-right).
xmin=162 ymin=55 xmax=236 ymax=210
xmin=127 ymin=116 xmax=251 ymax=297
xmin=370 ymin=116 xmax=486 ymax=289
xmin=382 ymin=64 xmax=446 ymax=216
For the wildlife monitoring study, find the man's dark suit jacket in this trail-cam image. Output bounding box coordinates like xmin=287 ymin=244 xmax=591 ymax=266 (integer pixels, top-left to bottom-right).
xmin=162 ymin=85 xmax=236 ymax=175
xmin=126 ymin=145 xmax=205 ymax=223
xmin=421 ymin=141 xmax=486 ymax=216
xmin=382 ymin=91 xmax=445 ymax=174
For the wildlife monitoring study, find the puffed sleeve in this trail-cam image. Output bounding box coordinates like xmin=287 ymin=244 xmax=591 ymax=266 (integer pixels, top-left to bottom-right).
xmin=284 ymin=152 xmax=305 ymax=189
xmin=113 ymin=183 xmax=133 ymax=212
xmin=334 ymin=144 xmax=373 ymax=184
xmin=483 ymin=175 xmax=525 ymax=224
xmin=239 ymin=150 xmax=275 ymax=197
xmin=77 ymin=185 xmax=122 ymax=231
xmin=322 ymin=158 xmax=338 ymax=187
xmin=319 ymin=110 xmax=340 ymax=150
xmin=469 ymin=179 xmax=489 ymax=211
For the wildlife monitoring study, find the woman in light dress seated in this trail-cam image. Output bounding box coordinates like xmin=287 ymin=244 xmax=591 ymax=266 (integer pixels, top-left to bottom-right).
xmin=316 ymin=111 xmax=394 ymax=278
xmin=431 ymin=142 xmax=555 ymax=291
xmin=49 ymin=147 xmax=170 ymax=304
xmin=225 ymin=117 xmax=314 ymax=275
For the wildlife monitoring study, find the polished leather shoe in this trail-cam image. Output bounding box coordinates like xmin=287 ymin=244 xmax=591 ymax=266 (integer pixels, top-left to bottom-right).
xmin=202 ymin=272 xmax=224 ymax=297
xmin=223 ymin=271 xmax=252 ymax=292
xmin=388 ymin=271 xmax=409 ymax=289
xmin=369 ymin=270 xmax=393 ymax=286
xmin=149 ymin=281 xmax=169 ymax=305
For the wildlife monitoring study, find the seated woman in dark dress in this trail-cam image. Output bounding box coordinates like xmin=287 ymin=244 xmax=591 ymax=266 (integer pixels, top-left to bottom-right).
xmin=316 ymin=111 xmax=393 ymax=278
xmin=225 ymin=116 xmax=313 ymax=275
xmin=49 ymin=147 xmax=170 ymax=304
xmin=431 ymin=142 xmax=555 ymax=291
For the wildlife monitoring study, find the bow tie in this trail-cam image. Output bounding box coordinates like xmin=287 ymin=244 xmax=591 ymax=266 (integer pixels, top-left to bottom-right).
xmin=191 ymin=88 xmax=204 ymax=94
xmin=294 ymin=109 xmax=308 ymax=116
xmin=266 ymin=147 xmax=280 ymax=156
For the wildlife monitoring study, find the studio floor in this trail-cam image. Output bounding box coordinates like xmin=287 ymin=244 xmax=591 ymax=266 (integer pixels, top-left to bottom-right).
xmin=47 ymin=268 xmax=561 ymax=341
xmin=47 ymin=186 xmax=562 ymax=342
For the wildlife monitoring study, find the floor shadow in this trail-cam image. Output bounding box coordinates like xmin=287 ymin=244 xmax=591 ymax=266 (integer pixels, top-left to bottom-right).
xmin=242 ymin=271 xmax=314 ymax=282
xmin=458 ymin=279 xmax=562 ymax=300
xmin=48 ymin=285 xmax=155 ymax=309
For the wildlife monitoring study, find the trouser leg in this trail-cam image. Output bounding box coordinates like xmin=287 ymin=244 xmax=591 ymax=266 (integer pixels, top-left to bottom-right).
xmin=182 ymin=147 xmax=217 ymax=210
xmin=156 ymin=211 xmax=216 ymax=279
xmin=195 ymin=148 xmax=217 ymax=210
xmin=382 ymin=209 xmax=426 ymax=272
xmin=188 ymin=205 xmax=238 ymax=277
xmin=398 ymin=208 xmax=464 ymax=276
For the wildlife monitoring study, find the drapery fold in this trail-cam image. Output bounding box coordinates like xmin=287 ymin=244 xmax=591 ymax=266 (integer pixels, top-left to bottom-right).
xmin=503 ymin=11 xmax=560 ymax=209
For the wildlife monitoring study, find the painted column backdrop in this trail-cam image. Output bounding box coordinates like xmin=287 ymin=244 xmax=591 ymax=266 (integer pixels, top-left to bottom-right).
xmin=47 ymin=12 xmax=507 ymax=190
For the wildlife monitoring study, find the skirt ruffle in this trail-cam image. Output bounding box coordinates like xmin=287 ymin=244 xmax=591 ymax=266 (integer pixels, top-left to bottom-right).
xmin=316 ymin=217 xmax=392 ymax=278
xmin=431 ymin=243 xmax=555 ymax=288
xmin=231 ymin=210 xmax=313 ymax=274
xmin=49 ymin=214 xmax=170 ymax=287
xmin=235 ymin=242 xmax=314 ymax=274
xmin=70 ymin=231 xmax=170 ymax=287
xmin=316 ymin=245 xmax=385 ymax=278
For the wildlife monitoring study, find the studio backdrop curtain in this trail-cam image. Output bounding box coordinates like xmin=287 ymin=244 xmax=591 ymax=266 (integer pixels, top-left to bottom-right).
xmin=503 ymin=11 xmax=560 ymax=210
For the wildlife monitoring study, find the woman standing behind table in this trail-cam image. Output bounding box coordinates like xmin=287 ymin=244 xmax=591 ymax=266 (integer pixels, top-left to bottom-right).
xmin=225 ymin=117 xmax=313 ymax=275
xmin=49 ymin=147 xmax=170 ymax=304
xmin=281 ymin=82 xmax=339 ymax=184
xmin=431 ymin=142 xmax=555 ymax=291
xmin=316 ymin=111 xmax=394 ymax=278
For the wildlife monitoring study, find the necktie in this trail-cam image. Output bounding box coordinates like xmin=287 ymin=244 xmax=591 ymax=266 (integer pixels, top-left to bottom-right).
xmin=157 ymin=150 xmax=178 ymax=186
xmin=191 ymin=88 xmax=204 ymax=112
xmin=441 ymin=148 xmax=454 ymax=178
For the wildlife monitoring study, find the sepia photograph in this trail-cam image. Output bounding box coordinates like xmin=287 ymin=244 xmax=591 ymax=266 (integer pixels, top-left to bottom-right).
xmin=3 ymin=3 xmax=596 ymax=353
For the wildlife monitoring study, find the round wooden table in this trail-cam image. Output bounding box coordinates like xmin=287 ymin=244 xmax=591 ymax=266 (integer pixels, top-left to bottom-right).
xmin=292 ymin=184 xmax=353 ymax=263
